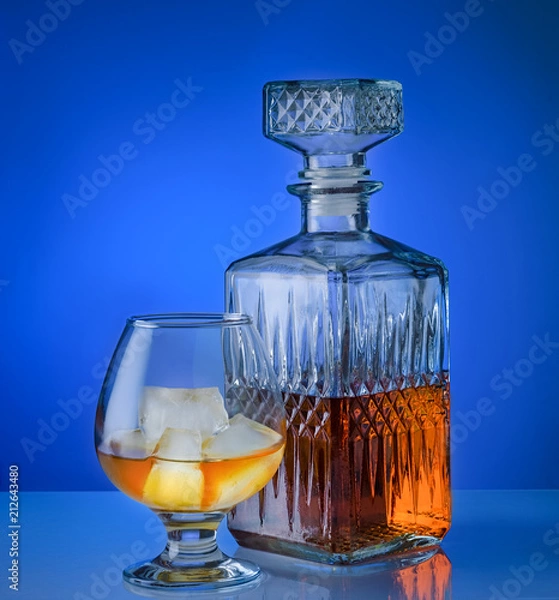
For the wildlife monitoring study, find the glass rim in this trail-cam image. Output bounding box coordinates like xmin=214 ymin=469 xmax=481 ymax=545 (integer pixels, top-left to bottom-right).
xmin=127 ymin=312 xmax=252 ymax=329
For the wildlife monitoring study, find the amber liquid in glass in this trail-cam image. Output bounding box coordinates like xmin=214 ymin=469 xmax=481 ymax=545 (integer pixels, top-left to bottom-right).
xmin=97 ymin=442 xmax=285 ymax=513
xmin=230 ymin=384 xmax=450 ymax=559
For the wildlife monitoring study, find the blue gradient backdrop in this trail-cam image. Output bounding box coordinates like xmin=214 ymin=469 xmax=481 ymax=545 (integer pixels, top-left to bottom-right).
xmin=2 ymin=0 xmax=558 ymax=491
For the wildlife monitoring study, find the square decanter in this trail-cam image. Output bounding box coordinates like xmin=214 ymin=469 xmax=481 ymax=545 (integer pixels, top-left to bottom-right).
xmin=225 ymin=79 xmax=450 ymax=564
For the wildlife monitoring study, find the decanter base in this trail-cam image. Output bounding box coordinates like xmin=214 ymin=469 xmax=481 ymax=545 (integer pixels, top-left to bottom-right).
xmin=231 ymin=529 xmax=442 ymax=566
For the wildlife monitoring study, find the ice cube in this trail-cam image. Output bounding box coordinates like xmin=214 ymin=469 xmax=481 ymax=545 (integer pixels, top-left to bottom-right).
xmin=203 ymin=414 xmax=283 ymax=460
xmin=103 ymin=429 xmax=154 ymax=458
xmin=143 ymin=462 xmax=204 ymax=510
xmin=202 ymin=444 xmax=284 ymax=511
xmin=154 ymin=428 xmax=202 ymax=461
xmin=140 ymin=386 xmax=229 ymax=444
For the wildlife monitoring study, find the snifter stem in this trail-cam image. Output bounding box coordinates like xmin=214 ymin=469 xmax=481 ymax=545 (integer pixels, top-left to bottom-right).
xmin=161 ymin=512 xmax=222 ymax=561
xmin=123 ymin=511 xmax=261 ymax=590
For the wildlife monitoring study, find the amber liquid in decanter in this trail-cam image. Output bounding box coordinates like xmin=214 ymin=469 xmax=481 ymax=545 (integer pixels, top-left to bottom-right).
xmin=230 ymin=383 xmax=450 ymax=556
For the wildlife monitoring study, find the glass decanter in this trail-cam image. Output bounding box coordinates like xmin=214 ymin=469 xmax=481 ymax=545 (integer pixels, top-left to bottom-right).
xmin=225 ymin=79 xmax=451 ymax=564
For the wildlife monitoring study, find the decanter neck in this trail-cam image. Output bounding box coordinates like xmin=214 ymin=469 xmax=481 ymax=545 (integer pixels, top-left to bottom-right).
xmin=288 ymin=159 xmax=383 ymax=234
xmin=300 ymin=193 xmax=372 ymax=233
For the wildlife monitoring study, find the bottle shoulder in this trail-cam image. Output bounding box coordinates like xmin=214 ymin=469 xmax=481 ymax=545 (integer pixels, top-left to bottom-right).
xmin=226 ymin=231 xmax=448 ymax=281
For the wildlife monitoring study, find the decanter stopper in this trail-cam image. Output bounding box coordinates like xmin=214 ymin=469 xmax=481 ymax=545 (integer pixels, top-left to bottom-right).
xmin=263 ymin=79 xmax=403 ymax=170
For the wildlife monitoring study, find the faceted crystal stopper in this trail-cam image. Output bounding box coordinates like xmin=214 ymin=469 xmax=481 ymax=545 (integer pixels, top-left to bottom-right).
xmin=263 ymin=79 xmax=403 ymax=157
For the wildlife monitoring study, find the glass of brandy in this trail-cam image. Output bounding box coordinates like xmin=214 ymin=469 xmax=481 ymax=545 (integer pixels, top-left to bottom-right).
xmin=94 ymin=313 xmax=285 ymax=593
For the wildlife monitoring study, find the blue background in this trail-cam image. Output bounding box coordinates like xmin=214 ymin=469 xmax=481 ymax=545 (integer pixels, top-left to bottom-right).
xmin=2 ymin=0 xmax=558 ymax=491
